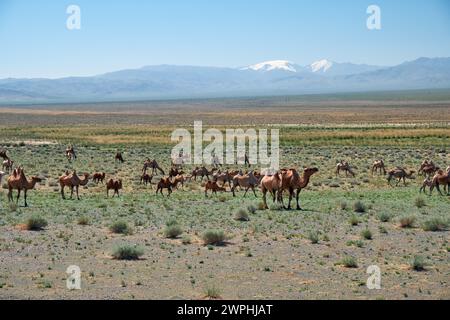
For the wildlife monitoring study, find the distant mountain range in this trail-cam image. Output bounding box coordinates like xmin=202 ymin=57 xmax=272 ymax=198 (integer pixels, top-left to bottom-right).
xmin=1 ymin=57 xmax=450 ymax=103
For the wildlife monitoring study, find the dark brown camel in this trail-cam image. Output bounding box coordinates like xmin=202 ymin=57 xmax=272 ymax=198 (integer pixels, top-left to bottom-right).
xmin=106 ymin=179 xmax=123 ymax=197
xmin=115 ymin=152 xmax=124 ymax=163
xmin=143 ymin=158 xmax=165 ymax=175
xmin=93 ymin=172 xmax=106 ymax=184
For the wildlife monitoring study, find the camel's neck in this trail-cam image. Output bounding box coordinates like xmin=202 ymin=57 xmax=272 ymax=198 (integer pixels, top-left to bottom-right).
xmin=27 ymin=179 xmax=38 ymax=190
xmin=300 ymin=174 xmax=312 ymax=188
xmin=80 ymin=176 xmax=89 ymax=186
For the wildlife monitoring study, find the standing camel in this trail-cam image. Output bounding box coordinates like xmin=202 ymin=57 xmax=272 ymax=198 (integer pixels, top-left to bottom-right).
xmin=387 ymin=168 xmax=415 ymax=186
xmin=7 ymin=167 xmax=42 ymax=207
xmin=335 ymin=161 xmax=355 ymax=177
xmin=371 ymin=160 xmax=386 ymax=175
xmin=260 ymin=171 xmax=283 ymax=209
xmin=115 ymin=152 xmax=124 ymax=163
xmin=143 ymin=158 xmax=165 ymax=175
xmin=59 ymin=171 xmax=90 ymax=200
xmin=280 ymin=167 xmax=319 ymax=210
xmin=93 ymin=172 xmax=106 ymax=184
xmin=231 ymin=171 xmax=259 ymax=197
xmin=65 ymin=145 xmax=77 ymax=162
xmin=418 ymin=160 xmax=439 ymax=177
xmin=429 ymin=169 xmax=450 ymax=195
xmin=106 ymin=179 xmax=123 ymax=197
xmin=156 ymin=177 xmax=173 ymax=196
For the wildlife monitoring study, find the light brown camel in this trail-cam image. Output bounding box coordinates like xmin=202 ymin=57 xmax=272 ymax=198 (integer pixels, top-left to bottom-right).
xmin=92 ymin=172 xmax=106 ymax=184
xmin=7 ymin=167 xmax=42 ymax=207
xmin=140 ymin=173 xmax=153 ymax=185
xmin=204 ymin=181 xmax=226 ymax=197
xmin=156 ymin=177 xmax=173 ymax=196
xmin=231 ymin=171 xmax=259 ymax=197
xmin=419 ymin=177 xmax=433 ymax=195
xmin=335 ymin=161 xmax=355 ymax=177
xmin=59 ymin=171 xmax=90 ymax=200
xmin=371 ymin=159 xmax=386 ymax=175
xmin=387 ymin=167 xmax=415 ymax=186
xmin=143 ymin=158 xmax=165 ymax=175
xmin=418 ymin=160 xmax=440 ymax=177
xmin=429 ymin=169 xmax=450 ymax=195
xmin=260 ymin=171 xmax=283 ymax=209
xmin=280 ymin=167 xmax=319 ymax=210
xmin=115 ymin=152 xmax=124 ymax=163
xmin=171 ymin=175 xmax=186 ymax=189
xmin=2 ymin=159 xmax=14 ymax=173
xmin=106 ymin=179 xmax=122 ymax=197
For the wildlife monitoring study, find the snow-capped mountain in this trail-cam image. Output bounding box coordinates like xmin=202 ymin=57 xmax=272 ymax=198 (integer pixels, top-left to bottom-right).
xmin=309 ymin=59 xmax=334 ymax=73
xmin=1 ymin=57 xmax=449 ymax=103
xmin=241 ymin=60 xmax=298 ymax=72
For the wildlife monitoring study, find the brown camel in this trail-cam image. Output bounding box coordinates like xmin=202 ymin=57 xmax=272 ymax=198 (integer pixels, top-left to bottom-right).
xmin=156 ymin=177 xmax=173 ymax=196
xmin=231 ymin=171 xmax=259 ymax=197
xmin=0 ymin=149 xmax=9 ymax=160
xmin=419 ymin=177 xmax=433 ymax=195
xmin=7 ymin=167 xmax=42 ymax=207
xmin=371 ymin=159 xmax=386 ymax=175
xmin=191 ymin=166 xmax=215 ymax=181
xmin=140 ymin=173 xmax=153 ymax=185
xmin=204 ymin=181 xmax=226 ymax=197
xmin=280 ymin=167 xmax=319 ymax=210
xmin=335 ymin=161 xmax=355 ymax=177
xmin=212 ymin=170 xmax=233 ymax=187
xmin=92 ymin=172 xmax=106 ymax=184
xmin=2 ymin=159 xmax=14 ymax=173
xmin=106 ymin=179 xmax=122 ymax=197
xmin=171 ymin=175 xmax=186 ymax=189
xmin=143 ymin=158 xmax=165 ymax=175
xmin=59 ymin=171 xmax=90 ymax=200
xmin=387 ymin=167 xmax=415 ymax=186
xmin=169 ymin=167 xmax=184 ymax=178
xmin=260 ymin=171 xmax=283 ymax=209
xmin=115 ymin=152 xmax=124 ymax=163
xmin=429 ymin=169 xmax=450 ymax=195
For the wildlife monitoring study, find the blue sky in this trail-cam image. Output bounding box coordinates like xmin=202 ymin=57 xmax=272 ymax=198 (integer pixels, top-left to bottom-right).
xmin=1 ymin=0 xmax=449 ymax=78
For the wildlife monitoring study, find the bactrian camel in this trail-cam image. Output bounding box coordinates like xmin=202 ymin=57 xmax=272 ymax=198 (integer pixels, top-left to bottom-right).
xmin=143 ymin=158 xmax=165 ymax=176
xmin=7 ymin=167 xmax=42 ymax=207
xmin=280 ymin=167 xmax=319 ymax=210
xmin=387 ymin=167 xmax=415 ymax=186
xmin=371 ymin=160 xmax=386 ymax=175
xmin=260 ymin=171 xmax=283 ymax=209
xmin=59 ymin=171 xmax=90 ymax=200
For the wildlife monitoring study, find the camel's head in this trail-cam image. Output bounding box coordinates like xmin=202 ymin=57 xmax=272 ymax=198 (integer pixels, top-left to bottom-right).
xmin=304 ymin=167 xmax=319 ymax=177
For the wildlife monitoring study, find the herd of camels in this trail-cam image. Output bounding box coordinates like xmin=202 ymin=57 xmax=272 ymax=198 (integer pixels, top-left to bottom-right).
xmin=0 ymin=147 xmax=449 ymax=208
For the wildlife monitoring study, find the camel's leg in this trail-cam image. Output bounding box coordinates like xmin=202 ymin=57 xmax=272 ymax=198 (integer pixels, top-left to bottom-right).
xmin=262 ymin=189 xmax=268 ymax=209
xmin=16 ymin=189 xmax=21 ymax=204
xmin=61 ymin=185 xmax=66 ymax=199
xmin=24 ymin=190 xmax=28 ymax=207
xmin=76 ymin=186 xmax=80 ymax=200
xmin=436 ymin=184 xmax=444 ymax=196
xmin=7 ymin=187 xmax=12 ymax=202
xmin=243 ymin=187 xmax=249 ymax=197
xmin=252 ymin=186 xmax=257 ymax=197
xmin=296 ymin=189 xmax=303 ymax=210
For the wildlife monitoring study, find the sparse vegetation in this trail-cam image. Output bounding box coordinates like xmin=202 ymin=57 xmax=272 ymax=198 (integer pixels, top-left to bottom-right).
xmin=399 ymin=216 xmax=416 ymax=228
xmin=24 ymin=216 xmax=48 ymax=231
xmin=109 ymin=221 xmax=133 ymax=235
xmin=340 ymin=256 xmax=358 ymax=268
xmin=423 ymin=218 xmax=448 ymax=232
xmin=411 ymin=255 xmax=427 ymax=271
xmin=202 ymin=229 xmax=227 ymax=245
xmin=112 ymin=244 xmax=144 ymax=260
xmin=353 ymin=201 xmax=366 ymax=213
xmin=234 ymin=209 xmax=250 ymax=221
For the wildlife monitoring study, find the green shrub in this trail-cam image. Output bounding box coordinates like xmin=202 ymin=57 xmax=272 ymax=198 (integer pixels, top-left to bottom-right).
xmin=109 ymin=221 xmax=132 ymax=235
xmin=340 ymin=256 xmax=358 ymax=268
xmin=411 ymin=255 xmax=426 ymax=271
xmin=164 ymin=225 xmax=183 ymax=238
xmin=204 ymin=285 xmax=221 ymax=299
xmin=307 ymin=231 xmax=319 ymax=244
xmin=202 ymin=229 xmax=227 ymax=245
xmin=349 ymin=215 xmax=360 ymax=226
xmin=181 ymin=235 xmax=192 ymax=245
xmin=399 ymin=216 xmax=416 ymax=228
xmin=77 ymin=216 xmax=90 ymax=226
xmin=353 ymin=201 xmax=366 ymax=213
xmin=247 ymin=205 xmax=257 ymax=214
xmin=377 ymin=212 xmax=391 ymax=222
xmin=25 ymin=216 xmax=48 ymax=231
xmin=422 ymin=218 xmax=448 ymax=232
xmin=361 ymin=228 xmax=373 ymax=240
xmin=414 ymin=197 xmax=426 ymax=208
xmin=234 ymin=209 xmax=250 ymax=221
xmin=112 ymin=244 xmax=144 ymax=260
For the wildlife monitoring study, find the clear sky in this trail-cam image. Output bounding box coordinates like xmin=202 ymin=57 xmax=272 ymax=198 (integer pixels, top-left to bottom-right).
xmin=1 ymin=0 xmax=449 ymax=78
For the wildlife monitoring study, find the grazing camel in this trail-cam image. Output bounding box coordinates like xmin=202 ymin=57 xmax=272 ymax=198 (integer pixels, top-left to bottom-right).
xmin=106 ymin=179 xmax=122 ymax=197
xmin=335 ymin=161 xmax=355 ymax=177
xmin=59 ymin=171 xmax=90 ymax=200
xmin=429 ymin=169 xmax=450 ymax=196
xmin=143 ymin=158 xmax=165 ymax=176
xmin=231 ymin=171 xmax=259 ymax=197
xmin=371 ymin=160 xmax=386 ymax=175
xmin=387 ymin=168 xmax=415 ymax=186
xmin=204 ymin=181 xmax=226 ymax=197
xmin=93 ymin=172 xmax=106 ymax=184
xmin=280 ymin=167 xmax=319 ymax=210
xmin=140 ymin=173 xmax=153 ymax=185
xmin=115 ymin=152 xmax=124 ymax=163
xmin=2 ymin=159 xmax=14 ymax=173
xmin=0 ymin=149 xmax=8 ymax=160
xmin=418 ymin=160 xmax=439 ymax=177
xmin=260 ymin=171 xmax=283 ymax=209
xmin=7 ymin=167 xmax=42 ymax=207
xmin=65 ymin=145 xmax=77 ymax=162
xmin=156 ymin=177 xmax=173 ymax=196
